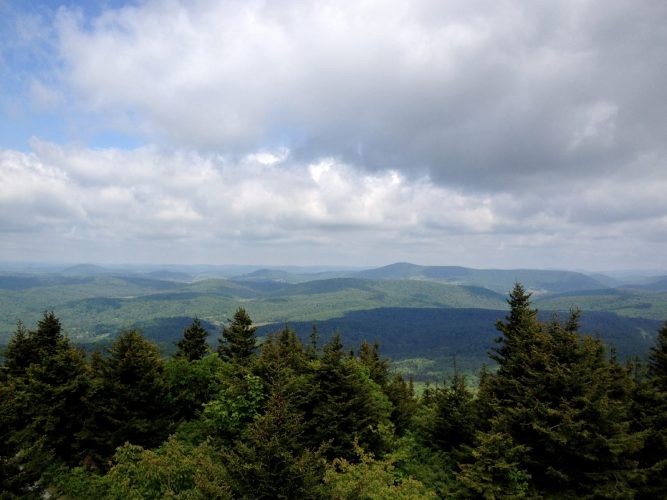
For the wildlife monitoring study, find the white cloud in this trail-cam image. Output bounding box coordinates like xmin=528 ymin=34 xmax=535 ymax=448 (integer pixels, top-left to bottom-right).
xmin=1 ymin=1 xmax=667 ymax=269
xmin=0 ymin=142 xmax=665 ymax=269
xmin=47 ymin=0 xmax=667 ymax=194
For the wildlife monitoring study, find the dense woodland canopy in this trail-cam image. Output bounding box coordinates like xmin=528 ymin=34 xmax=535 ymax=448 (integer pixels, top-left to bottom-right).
xmin=1 ymin=285 xmax=667 ymax=498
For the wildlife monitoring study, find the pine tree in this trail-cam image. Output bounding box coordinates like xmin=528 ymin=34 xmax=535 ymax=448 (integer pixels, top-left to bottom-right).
xmin=3 ymin=312 xmax=65 ymax=377
xmin=35 ymin=311 xmax=63 ymax=356
xmin=472 ymin=288 xmax=643 ymax=497
xmin=299 ymin=334 xmax=392 ymax=459
xmin=81 ymin=331 xmax=171 ymax=464
xmin=649 ymin=322 xmax=667 ymax=387
xmin=454 ymin=429 xmax=532 ymax=499
xmin=428 ymin=371 xmax=476 ymax=453
xmin=490 ymin=283 xmax=541 ymax=375
xmin=358 ymin=340 xmax=389 ymax=387
xmin=3 ymin=321 xmax=35 ymax=377
xmin=21 ymin=340 xmax=92 ymax=465
xmin=633 ymin=321 xmax=667 ymax=498
xmin=175 ymin=318 xmax=210 ymax=361
xmin=217 ymin=308 xmax=257 ymax=362
xmin=385 ymin=374 xmax=417 ymax=436
xmin=223 ymin=390 xmax=323 ymax=499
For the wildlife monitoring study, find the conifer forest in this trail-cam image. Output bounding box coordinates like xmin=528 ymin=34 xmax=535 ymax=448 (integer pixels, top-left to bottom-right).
xmin=2 ymin=284 xmax=667 ymax=499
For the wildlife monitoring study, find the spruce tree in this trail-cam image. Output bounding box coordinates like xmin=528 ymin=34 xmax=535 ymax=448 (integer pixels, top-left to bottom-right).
xmin=217 ymin=308 xmax=257 ymax=362
xmin=633 ymin=321 xmax=667 ymax=497
xmin=81 ymin=331 xmax=171 ymax=464
xmin=3 ymin=312 xmax=64 ymax=377
xmin=3 ymin=321 xmax=35 ymax=377
xmin=649 ymin=322 xmax=667 ymax=387
xmin=35 ymin=311 xmax=63 ymax=356
xmin=223 ymin=390 xmax=322 ymax=499
xmin=358 ymin=340 xmax=389 ymax=387
xmin=471 ymin=287 xmax=643 ymax=497
xmin=175 ymin=318 xmax=210 ymax=361
xmin=300 ymin=334 xmax=392 ymax=459
xmin=428 ymin=372 xmax=476 ymax=453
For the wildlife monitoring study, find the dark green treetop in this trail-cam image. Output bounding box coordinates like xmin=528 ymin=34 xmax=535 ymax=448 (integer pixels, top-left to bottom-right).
xmin=649 ymin=321 xmax=667 ymax=388
xmin=175 ymin=318 xmax=210 ymax=362
xmin=217 ymin=308 xmax=257 ymax=362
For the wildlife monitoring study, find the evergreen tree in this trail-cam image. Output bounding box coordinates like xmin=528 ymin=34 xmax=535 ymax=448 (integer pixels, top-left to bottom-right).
xmin=300 ymin=334 xmax=393 ymax=459
xmin=81 ymin=331 xmax=171 ymax=464
xmin=21 ymin=340 xmax=92 ymax=466
xmin=633 ymin=321 xmax=667 ymax=498
xmin=255 ymin=327 xmax=310 ymax=387
xmin=490 ymin=283 xmax=541 ymax=378
xmin=385 ymin=374 xmax=417 ymax=436
xmin=454 ymin=429 xmax=532 ymax=499
xmin=3 ymin=312 xmax=64 ymax=377
xmin=307 ymin=323 xmax=320 ymax=358
xmin=473 ymin=288 xmax=643 ymax=497
xmin=35 ymin=311 xmax=63 ymax=356
xmin=427 ymin=372 xmax=476 ymax=453
xmin=649 ymin=321 xmax=667 ymax=387
xmin=223 ymin=390 xmax=323 ymax=499
xmin=217 ymin=308 xmax=257 ymax=362
xmin=1 ymin=314 xmax=91 ymax=495
xmin=175 ymin=318 xmax=210 ymax=361
xmin=358 ymin=340 xmax=389 ymax=387
xmin=3 ymin=321 xmax=35 ymax=377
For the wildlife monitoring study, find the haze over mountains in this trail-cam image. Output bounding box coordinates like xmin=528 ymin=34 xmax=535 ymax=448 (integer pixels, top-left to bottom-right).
xmin=2 ymin=261 xmax=665 ymax=380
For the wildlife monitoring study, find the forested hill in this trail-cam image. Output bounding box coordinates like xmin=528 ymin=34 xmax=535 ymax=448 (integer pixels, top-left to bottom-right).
xmin=1 ymin=263 xmax=666 ymax=380
xmin=2 ymin=285 xmax=667 ymax=497
xmin=352 ymin=262 xmax=608 ymax=293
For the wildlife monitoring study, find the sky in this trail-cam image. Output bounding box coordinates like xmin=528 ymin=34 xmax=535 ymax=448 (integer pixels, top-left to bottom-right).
xmin=0 ymin=0 xmax=666 ymax=270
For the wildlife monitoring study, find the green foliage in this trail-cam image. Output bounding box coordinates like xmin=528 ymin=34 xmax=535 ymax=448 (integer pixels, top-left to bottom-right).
xmin=2 ymin=312 xmax=64 ymax=377
xmin=175 ymin=318 xmax=210 ymax=361
xmin=299 ymin=335 xmax=394 ymax=459
xmin=475 ymin=287 xmax=646 ymax=497
xmin=453 ymin=430 xmax=532 ymax=499
xmin=358 ymin=340 xmax=390 ymax=387
xmin=201 ymin=372 xmax=264 ymax=440
xmin=0 ymin=313 xmax=92 ymax=496
xmin=322 ymin=441 xmax=437 ymax=499
xmin=649 ymin=321 xmax=667 ymax=386
xmin=2 ymin=291 xmax=666 ymax=498
xmin=385 ymin=374 xmax=418 ymax=436
xmin=419 ymin=371 xmax=476 ymax=453
xmin=223 ymin=391 xmax=323 ymax=499
xmin=81 ymin=330 xmax=171 ymax=464
xmin=21 ymin=340 xmax=92 ymax=465
xmin=52 ymin=436 xmax=231 ymax=499
xmin=217 ymin=307 xmax=257 ymax=362
xmin=165 ymin=353 xmax=225 ymax=422
xmin=632 ymin=322 xmax=667 ymax=498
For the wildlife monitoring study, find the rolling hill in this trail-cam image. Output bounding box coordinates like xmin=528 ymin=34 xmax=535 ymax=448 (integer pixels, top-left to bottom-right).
xmin=1 ymin=262 xmax=665 ymax=381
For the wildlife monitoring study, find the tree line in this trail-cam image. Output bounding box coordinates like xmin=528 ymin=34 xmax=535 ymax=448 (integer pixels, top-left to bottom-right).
xmin=1 ymin=284 xmax=666 ymax=498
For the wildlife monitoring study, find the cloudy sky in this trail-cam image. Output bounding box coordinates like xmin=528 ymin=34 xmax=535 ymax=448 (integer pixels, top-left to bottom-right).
xmin=1 ymin=0 xmax=666 ymax=270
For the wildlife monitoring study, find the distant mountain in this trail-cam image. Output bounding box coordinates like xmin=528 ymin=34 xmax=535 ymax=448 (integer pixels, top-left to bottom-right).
xmin=354 ymin=263 xmax=608 ymax=294
xmin=231 ymin=268 xmax=354 ymax=284
xmin=61 ymin=264 xmax=116 ymax=276
xmin=142 ymin=270 xmax=194 ymax=282
xmin=587 ymin=273 xmax=622 ymax=288
xmin=356 ymin=262 xmax=427 ymax=279
xmin=0 ymin=274 xmax=93 ymax=291
xmin=626 ymin=276 xmax=667 ymax=292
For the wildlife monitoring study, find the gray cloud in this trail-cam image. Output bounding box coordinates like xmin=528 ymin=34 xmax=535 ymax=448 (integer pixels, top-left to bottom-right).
xmin=51 ymin=0 xmax=667 ymax=193
xmin=0 ymin=143 xmax=664 ymax=269
xmin=1 ymin=1 xmax=666 ymax=270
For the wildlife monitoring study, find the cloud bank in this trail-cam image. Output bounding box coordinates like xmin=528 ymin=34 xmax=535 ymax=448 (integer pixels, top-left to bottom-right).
xmin=1 ymin=0 xmax=666 ymax=269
